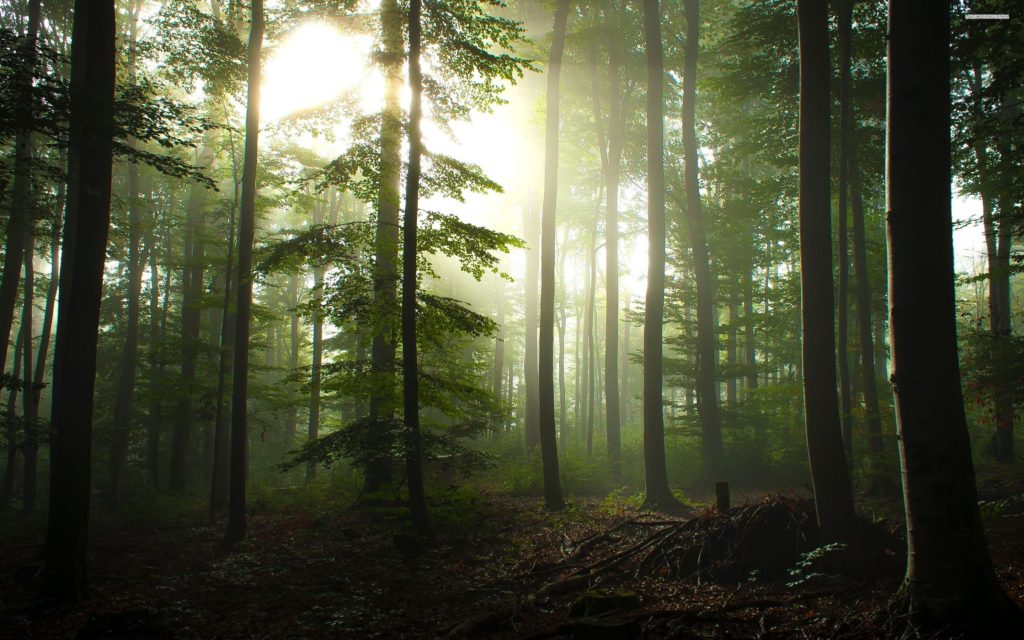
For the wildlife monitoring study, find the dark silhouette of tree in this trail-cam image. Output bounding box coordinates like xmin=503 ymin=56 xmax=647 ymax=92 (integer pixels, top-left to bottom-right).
xmin=402 ymin=0 xmax=430 ymax=535
xmin=796 ymin=0 xmax=856 ymax=544
xmin=642 ymin=0 xmax=676 ymax=509
xmin=887 ymin=0 xmax=1023 ymax=630
xmin=42 ymin=0 xmax=116 ymax=601
xmin=538 ymin=0 xmax=569 ymax=511
xmin=224 ymin=0 xmax=263 ymax=546
xmin=681 ymin=0 xmax=722 ymax=481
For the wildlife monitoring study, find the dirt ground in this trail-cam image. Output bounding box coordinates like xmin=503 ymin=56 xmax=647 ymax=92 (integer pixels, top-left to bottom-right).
xmin=1 ymin=478 xmax=1022 ymax=639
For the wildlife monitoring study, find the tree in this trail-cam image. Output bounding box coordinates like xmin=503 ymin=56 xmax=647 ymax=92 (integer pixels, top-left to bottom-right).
xmin=538 ymin=0 xmax=569 ymax=511
xmin=641 ymin=0 xmax=676 ymax=509
xmin=402 ymin=0 xmax=430 ymax=535
xmin=43 ymin=0 xmax=115 ymax=601
xmin=601 ymin=0 xmax=624 ymax=474
xmin=681 ymin=0 xmax=722 ymax=480
xmin=224 ymin=0 xmax=263 ymax=546
xmin=796 ymin=0 xmax=855 ymax=544
xmin=887 ymin=0 xmax=1023 ymax=629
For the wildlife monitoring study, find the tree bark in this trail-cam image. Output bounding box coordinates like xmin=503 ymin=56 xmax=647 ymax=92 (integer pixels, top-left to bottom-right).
xmin=224 ymin=0 xmax=262 ymax=545
xmin=538 ymin=0 xmax=569 ymax=510
xmin=523 ymin=201 xmax=540 ymax=450
xmin=887 ymin=1 xmax=1022 ymax=628
xmin=365 ymin=0 xmax=404 ymax=493
xmin=209 ymin=146 xmax=238 ymax=521
xmin=0 ymin=0 xmax=41 ymax=383
xmin=1 ymin=323 xmax=25 ymax=509
xmin=836 ymin=0 xmax=854 ymax=469
xmin=402 ymin=0 xmax=430 ymax=534
xmin=796 ymin=0 xmax=856 ymax=544
xmin=682 ymin=0 xmax=722 ymax=480
xmin=642 ymin=0 xmax=676 ymax=508
xmin=43 ymin=0 xmax=115 ymax=600
xmin=849 ymin=132 xmax=883 ymax=452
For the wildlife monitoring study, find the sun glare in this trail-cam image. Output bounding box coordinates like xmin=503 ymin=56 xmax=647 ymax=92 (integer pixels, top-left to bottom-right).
xmin=261 ymin=23 xmax=380 ymax=121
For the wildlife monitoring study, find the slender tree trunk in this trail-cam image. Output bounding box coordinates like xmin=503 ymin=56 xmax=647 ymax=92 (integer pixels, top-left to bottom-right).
xmin=523 ymin=201 xmax=540 ymax=450
xmin=493 ymin=280 xmax=505 ymax=430
xmin=365 ymin=0 xmax=403 ymax=492
xmin=1 ymin=323 xmax=25 ymax=508
xmin=402 ymin=0 xmax=430 ymax=534
xmin=796 ymin=0 xmax=856 ymax=544
xmin=170 ymin=139 xmax=213 ymax=492
xmin=43 ymin=0 xmax=115 ymax=600
xmin=224 ymin=0 xmax=262 ymax=545
xmin=0 ymin=0 xmax=41 ymax=380
xmin=603 ymin=0 xmax=624 ymax=475
xmin=585 ymin=213 xmax=597 ymax=457
xmin=744 ymin=266 xmax=757 ymax=400
xmin=538 ymin=0 xmax=569 ymax=510
xmin=20 ymin=201 xmax=36 ymax=512
xmin=209 ymin=148 xmax=238 ymax=520
xmin=682 ymin=0 xmax=722 ymax=480
xmin=726 ymin=292 xmax=737 ymax=406
xmin=836 ymin=0 xmax=854 ymax=470
xmin=621 ymin=297 xmax=630 ymax=424
xmin=642 ymin=0 xmax=676 ymax=508
xmin=308 ymin=215 xmax=324 ymax=483
xmin=887 ymin=1 xmax=1022 ymax=628
xmin=849 ymin=132 xmax=882 ymax=451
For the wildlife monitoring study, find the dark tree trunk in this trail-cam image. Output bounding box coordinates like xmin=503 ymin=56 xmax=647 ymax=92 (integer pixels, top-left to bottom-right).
xmin=493 ymin=280 xmax=505 ymax=431
xmin=170 ymin=139 xmax=213 ymax=492
xmin=744 ymin=266 xmax=757 ymax=399
xmin=726 ymin=292 xmax=737 ymax=406
xmin=796 ymin=0 xmax=856 ymax=544
xmin=523 ymin=202 xmax=540 ymax=451
xmin=642 ymin=0 xmax=676 ymax=509
xmin=849 ymin=132 xmax=882 ymax=451
xmin=603 ymin=0 xmax=624 ymax=475
xmin=1 ymin=323 xmax=25 ymax=509
xmin=43 ymin=0 xmax=115 ymax=600
xmin=209 ymin=152 xmax=237 ymax=521
xmin=538 ymin=0 xmax=569 ymax=510
xmin=20 ymin=204 xmax=36 ymax=512
xmin=0 ymin=0 xmax=41 ymax=383
xmin=307 ymin=200 xmax=325 ymax=483
xmin=284 ymin=274 xmax=299 ymax=452
xmin=887 ymin=1 xmax=1022 ymax=629
xmin=402 ymin=0 xmax=430 ymax=534
xmin=682 ymin=0 xmax=722 ymax=480
xmin=365 ymin=0 xmax=403 ymax=493
xmin=224 ymin=0 xmax=262 ymax=545
xmin=836 ymin=0 xmax=854 ymax=469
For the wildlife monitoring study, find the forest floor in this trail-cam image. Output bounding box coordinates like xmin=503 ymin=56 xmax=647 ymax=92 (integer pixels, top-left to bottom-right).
xmin=1 ymin=473 xmax=1022 ymax=640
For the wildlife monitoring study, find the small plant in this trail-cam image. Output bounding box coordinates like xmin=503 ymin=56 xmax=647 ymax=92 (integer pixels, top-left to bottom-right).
xmin=786 ymin=542 xmax=847 ymax=587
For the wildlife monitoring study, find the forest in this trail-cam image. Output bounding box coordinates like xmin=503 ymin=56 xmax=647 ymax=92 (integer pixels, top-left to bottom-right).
xmin=0 ymin=0 xmax=1022 ymax=637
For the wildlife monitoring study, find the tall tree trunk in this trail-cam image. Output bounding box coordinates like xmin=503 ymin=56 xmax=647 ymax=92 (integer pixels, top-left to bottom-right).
xmin=849 ymin=132 xmax=882 ymax=451
xmin=585 ymin=212 xmax=597 ymax=457
xmin=836 ymin=0 xmax=854 ymax=470
xmin=284 ymin=274 xmax=299 ymax=452
xmin=744 ymin=266 xmax=757 ymax=400
xmin=538 ymin=0 xmax=569 ymax=510
xmin=224 ymin=0 xmax=262 ymax=545
xmin=209 ymin=146 xmax=238 ymax=520
xmin=43 ymin=0 xmax=115 ymax=600
xmin=726 ymin=292 xmax=738 ymax=406
xmin=307 ymin=201 xmax=325 ymax=483
xmin=682 ymin=0 xmax=722 ymax=480
xmin=20 ymin=202 xmax=36 ymax=512
xmin=1 ymin=323 xmax=25 ymax=508
xmin=402 ymin=0 xmax=430 ymax=534
xmin=493 ymin=279 xmax=505 ymax=431
xmin=365 ymin=0 xmax=404 ymax=492
xmin=170 ymin=139 xmax=213 ymax=492
xmin=0 ymin=0 xmax=41 ymax=381
xmin=603 ymin=0 xmax=624 ymax=475
xmin=523 ymin=201 xmax=540 ymax=450
xmin=642 ymin=0 xmax=676 ymax=508
xmin=796 ymin=0 xmax=856 ymax=544
xmin=887 ymin=1 xmax=1022 ymax=628
xmin=621 ymin=296 xmax=630 ymax=424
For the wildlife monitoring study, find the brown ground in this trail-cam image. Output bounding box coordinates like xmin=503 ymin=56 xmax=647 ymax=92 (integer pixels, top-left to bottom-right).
xmin=1 ymin=478 xmax=1021 ymax=640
